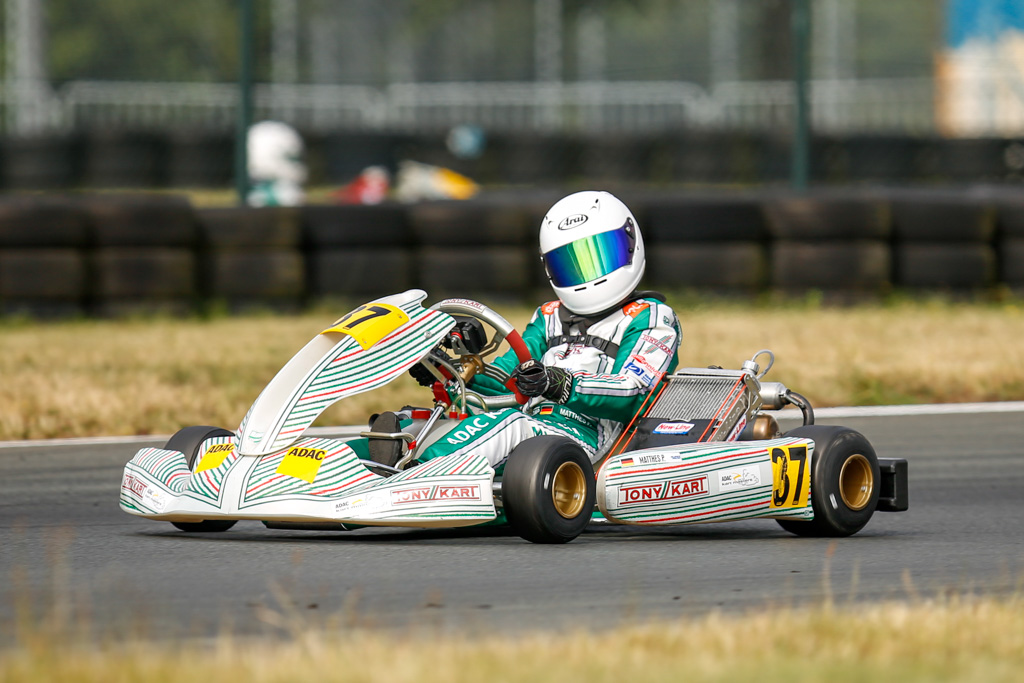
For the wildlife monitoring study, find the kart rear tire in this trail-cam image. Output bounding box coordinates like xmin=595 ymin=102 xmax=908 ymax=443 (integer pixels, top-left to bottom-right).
xmin=776 ymin=426 xmax=880 ymax=538
xmin=165 ymin=425 xmax=237 ymax=533
xmin=502 ymin=436 xmax=595 ymax=544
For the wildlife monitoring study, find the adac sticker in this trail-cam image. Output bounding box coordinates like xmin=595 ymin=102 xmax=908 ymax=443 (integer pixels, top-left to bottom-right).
xmin=276 ymin=445 xmax=328 ymax=483
xmin=717 ymin=466 xmax=762 ymax=492
xmin=195 ymin=442 xmax=235 ymax=473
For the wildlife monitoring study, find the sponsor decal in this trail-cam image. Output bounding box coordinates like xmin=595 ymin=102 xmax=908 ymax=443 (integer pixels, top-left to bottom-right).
xmin=122 ymin=473 xmax=147 ymax=496
xmin=717 ymin=466 xmax=762 ymax=492
xmin=618 ymin=475 xmax=709 ymax=505
xmin=439 ymin=298 xmax=486 ymax=310
xmin=142 ymin=485 xmax=168 ymax=512
xmin=726 ymin=416 xmax=747 ymax=442
xmin=276 ymin=446 xmax=328 ymax=484
xmin=446 ymin=416 xmax=491 ymax=445
xmin=653 ymin=422 xmax=694 ymax=435
xmin=623 ymin=301 xmax=650 ymax=318
xmin=620 ymin=453 xmax=682 ymax=467
xmin=623 ymin=354 xmax=661 ymax=387
xmin=391 ymin=485 xmax=481 ymax=505
xmin=322 ymin=302 xmax=409 ymax=350
xmin=335 ymin=492 xmax=389 ymax=515
xmin=557 ymin=213 xmax=589 ymax=230
xmin=541 ymin=301 xmax=560 ymax=315
xmin=195 ymin=442 xmax=235 ymax=473
xmin=640 ymin=334 xmax=673 ymax=355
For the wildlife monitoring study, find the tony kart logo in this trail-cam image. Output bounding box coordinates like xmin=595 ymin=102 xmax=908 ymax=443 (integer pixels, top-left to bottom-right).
xmin=391 ymin=485 xmax=482 ymax=505
xmin=618 ymin=475 xmax=709 ymax=505
xmin=557 ymin=213 xmax=589 ymax=230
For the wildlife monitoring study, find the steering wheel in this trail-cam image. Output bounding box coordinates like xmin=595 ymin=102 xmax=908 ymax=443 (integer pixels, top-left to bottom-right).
xmin=427 ymin=298 xmax=534 ymax=410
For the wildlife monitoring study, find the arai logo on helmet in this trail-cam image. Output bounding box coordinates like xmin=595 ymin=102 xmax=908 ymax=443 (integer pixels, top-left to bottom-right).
xmin=557 ymin=213 xmax=589 ymax=230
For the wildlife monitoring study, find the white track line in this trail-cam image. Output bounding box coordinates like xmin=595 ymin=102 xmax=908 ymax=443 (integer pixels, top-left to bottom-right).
xmin=1 ymin=402 xmax=1022 ymax=450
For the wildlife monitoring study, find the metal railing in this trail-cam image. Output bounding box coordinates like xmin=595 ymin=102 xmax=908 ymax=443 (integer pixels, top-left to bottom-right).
xmin=2 ymin=77 xmax=936 ymax=137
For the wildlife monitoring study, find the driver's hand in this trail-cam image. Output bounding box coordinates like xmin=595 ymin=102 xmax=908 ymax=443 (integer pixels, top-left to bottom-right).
xmin=511 ymin=360 xmax=572 ymax=403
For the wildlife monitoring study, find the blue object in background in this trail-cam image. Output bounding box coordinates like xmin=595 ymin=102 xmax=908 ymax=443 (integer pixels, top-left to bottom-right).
xmin=947 ymin=0 xmax=1024 ymax=48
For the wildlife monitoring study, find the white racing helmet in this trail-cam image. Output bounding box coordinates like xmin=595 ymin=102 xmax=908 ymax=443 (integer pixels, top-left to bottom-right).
xmin=539 ymin=190 xmax=645 ymax=315
xmin=248 ymin=120 xmax=307 ymax=186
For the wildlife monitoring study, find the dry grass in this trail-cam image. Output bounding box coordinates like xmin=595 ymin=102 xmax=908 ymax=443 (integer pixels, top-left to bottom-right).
xmin=1 ymin=297 xmax=1022 ymax=440
xmin=3 ymin=595 xmax=1024 ymax=682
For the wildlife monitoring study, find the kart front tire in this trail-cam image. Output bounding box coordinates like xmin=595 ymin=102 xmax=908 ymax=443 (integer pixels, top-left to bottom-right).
xmin=165 ymin=425 xmax=238 ymax=533
xmin=776 ymin=425 xmax=880 ymax=537
xmin=502 ymin=436 xmax=595 ymax=544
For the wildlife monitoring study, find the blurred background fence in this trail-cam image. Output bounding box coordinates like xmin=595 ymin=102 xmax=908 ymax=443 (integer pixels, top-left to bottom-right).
xmin=3 ymin=0 xmax=1024 ymax=189
xmin=3 ymin=0 xmax=1024 ymax=315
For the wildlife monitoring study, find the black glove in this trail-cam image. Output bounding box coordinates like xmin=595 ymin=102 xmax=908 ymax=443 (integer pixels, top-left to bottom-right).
xmin=511 ymin=359 xmax=572 ymax=404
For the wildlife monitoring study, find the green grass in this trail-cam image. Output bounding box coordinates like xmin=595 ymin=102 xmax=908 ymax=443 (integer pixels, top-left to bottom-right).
xmin=1 ymin=296 xmax=1022 ymax=440
xmin=4 ymin=595 xmax=1024 ymax=682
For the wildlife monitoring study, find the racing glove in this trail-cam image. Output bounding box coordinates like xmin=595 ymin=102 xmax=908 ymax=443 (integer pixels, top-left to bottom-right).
xmin=511 ymin=359 xmax=572 ymax=404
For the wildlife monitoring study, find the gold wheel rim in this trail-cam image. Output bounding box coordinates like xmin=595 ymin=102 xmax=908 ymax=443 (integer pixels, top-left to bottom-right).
xmin=839 ymin=454 xmax=874 ymax=511
xmin=552 ymin=461 xmax=587 ymax=519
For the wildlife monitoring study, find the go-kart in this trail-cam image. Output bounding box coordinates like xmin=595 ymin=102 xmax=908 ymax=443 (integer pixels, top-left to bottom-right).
xmin=120 ymin=289 xmax=908 ymax=543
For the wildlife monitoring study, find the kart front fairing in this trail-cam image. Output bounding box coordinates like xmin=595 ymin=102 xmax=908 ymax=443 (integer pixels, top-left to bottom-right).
xmin=237 ymin=289 xmax=454 ymax=456
xmin=120 ymin=290 xmax=498 ymax=527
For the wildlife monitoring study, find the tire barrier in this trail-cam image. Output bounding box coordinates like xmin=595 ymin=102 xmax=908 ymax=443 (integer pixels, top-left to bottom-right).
xmin=309 ymin=249 xmax=414 ymax=299
xmin=198 ymin=207 xmax=302 ymax=249
xmin=1 ymin=189 xmax=1024 ymax=317
xmin=763 ymin=192 xmax=890 ymax=241
xmin=888 ymin=191 xmax=996 ymax=243
xmin=1001 ymin=239 xmax=1024 ymax=286
xmin=649 ymin=243 xmax=767 ymax=290
xmin=644 ymin=195 xmax=767 ymax=243
xmin=771 ymin=242 xmax=891 ymax=291
xmin=0 ymin=136 xmax=80 ymax=190
xmin=85 ymin=194 xmax=198 ymax=247
xmin=89 ymin=247 xmax=197 ymax=317
xmin=166 ymin=134 xmax=233 ymax=188
xmin=418 ymin=246 xmax=533 ymax=298
xmin=894 ymin=244 xmax=996 ymax=289
xmin=0 ymin=196 xmax=90 ymax=247
xmin=91 ymin=248 xmax=197 ymax=299
xmin=81 ymin=132 xmax=167 ymax=189
xmin=303 ymin=204 xmax=410 ymax=248
xmin=203 ymin=250 xmax=305 ymax=302
xmin=409 ymin=200 xmax=531 ymax=246
xmin=0 ymin=249 xmax=86 ymax=315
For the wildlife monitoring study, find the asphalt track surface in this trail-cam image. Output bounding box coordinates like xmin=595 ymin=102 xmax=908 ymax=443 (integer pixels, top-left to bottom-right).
xmin=2 ymin=407 xmax=1023 ymax=642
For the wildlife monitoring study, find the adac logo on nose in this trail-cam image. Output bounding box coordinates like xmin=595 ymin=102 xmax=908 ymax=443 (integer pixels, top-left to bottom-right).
xmin=557 ymin=213 xmax=588 ymax=230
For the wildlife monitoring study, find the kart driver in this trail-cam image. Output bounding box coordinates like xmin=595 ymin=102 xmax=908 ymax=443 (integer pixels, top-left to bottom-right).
xmin=383 ymin=190 xmax=681 ymax=469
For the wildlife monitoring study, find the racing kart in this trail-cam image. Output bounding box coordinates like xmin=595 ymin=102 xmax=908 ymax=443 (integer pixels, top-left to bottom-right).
xmin=120 ymin=289 xmax=909 ymax=544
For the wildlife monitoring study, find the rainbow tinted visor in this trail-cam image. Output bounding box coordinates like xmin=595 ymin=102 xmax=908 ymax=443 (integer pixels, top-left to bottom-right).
xmin=543 ymin=224 xmax=634 ymax=288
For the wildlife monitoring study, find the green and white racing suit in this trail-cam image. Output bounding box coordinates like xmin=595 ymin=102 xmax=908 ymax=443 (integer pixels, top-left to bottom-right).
xmin=417 ymin=296 xmax=681 ymax=468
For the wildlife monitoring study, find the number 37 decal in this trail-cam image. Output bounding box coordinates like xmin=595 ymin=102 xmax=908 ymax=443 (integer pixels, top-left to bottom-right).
xmin=770 ymin=444 xmax=812 ymax=509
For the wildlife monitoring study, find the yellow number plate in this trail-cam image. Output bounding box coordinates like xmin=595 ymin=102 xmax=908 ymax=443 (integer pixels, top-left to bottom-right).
xmin=276 ymin=446 xmax=328 ymax=483
xmin=195 ymin=442 xmax=235 ymax=473
xmin=769 ymin=444 xmax=811 ymax=509
xmin=321 ymin=303 xmax=409 ymax=350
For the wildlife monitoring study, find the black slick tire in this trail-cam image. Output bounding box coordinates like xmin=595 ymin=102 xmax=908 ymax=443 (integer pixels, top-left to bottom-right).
xmin=502 ymin=436 xmax=595 ymax=544
xmin=776 ymin=425 xmax=880 ymax=537
xmin=165 ymin=426 xmax=237 ymax=533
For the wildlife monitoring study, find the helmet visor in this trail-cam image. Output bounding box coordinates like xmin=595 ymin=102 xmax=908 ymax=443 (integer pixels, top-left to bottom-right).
xmin=543 ymin=226 xmax=633 ymax=288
